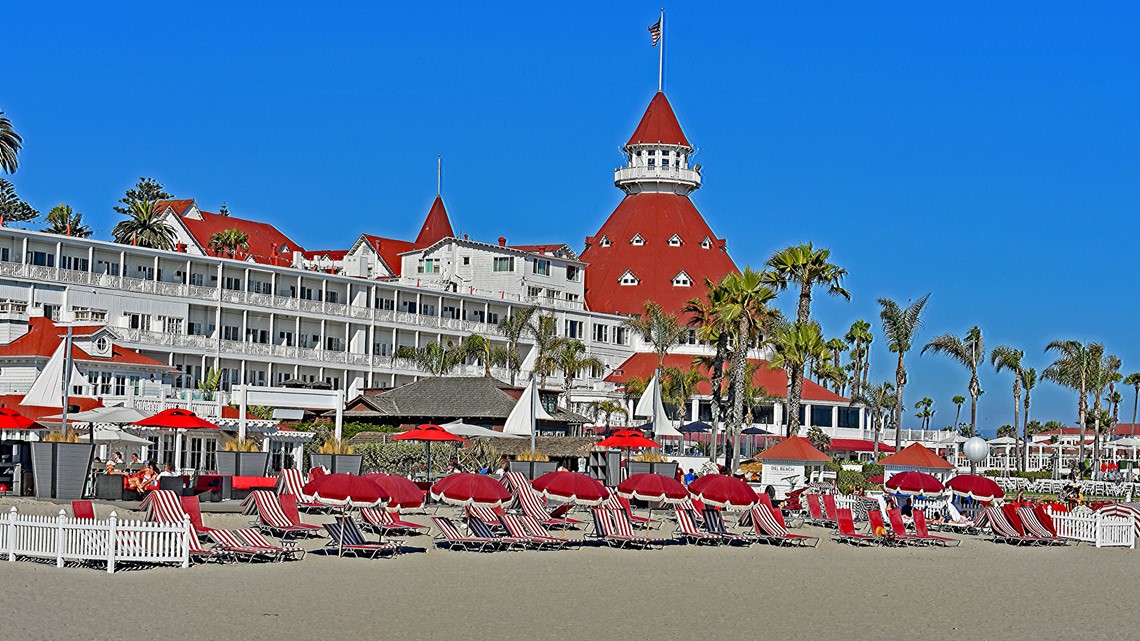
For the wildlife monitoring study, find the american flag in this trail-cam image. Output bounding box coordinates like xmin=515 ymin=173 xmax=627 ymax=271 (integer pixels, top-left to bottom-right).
xmin=648 ymin=19 xmax=662 ymax=46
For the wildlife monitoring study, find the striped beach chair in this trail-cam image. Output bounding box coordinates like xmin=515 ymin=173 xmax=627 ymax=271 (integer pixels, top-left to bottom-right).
xmin=752 ymin=505 xmax=818 ymax=547
xmin=431 ymin=516 xmax=498 ymax=552
xmin=207 ymin=529 xmax=282 ymax=562
xmin=591 ymin=508 xmax=655 ymax=549
xmin=601 ymin=494 xmax=659 ymax=528
xmin=234 ymin=528 xmax=305 ymax=561
xmin=984 ymin=506 xmax=1039 ymax=546
xmin=518 ymin=483 xmax=585 ymax=528
xmin=324 ymin=517 xmax=400 ymax=558
xmin=700 ymin=508 xmax=750 ymax=545
xmin=465 ymin=514 xmax=526 ymax=550
xmin=179 ymin=495 xmax=216 ymax=540
xmin=519 ymin=514 xmax=577 ymax=549
xmin=276 ymin=468 xmax=328 ymax=512
xmin=673 ymin=508 xmax=718 ymax=545
xmin=361 ymin=507 xmax=429 ymax=536
xmin=242 ymin=490 xmax=316 ymax=539
xmin=1016 ymin=507 xmax=1069 ymax=546
xmin=499 ymin=514 xmax=566 ymax=550
xmin=141 ymin=489 xmax=189 ymax=525
xmin=500 ymin=470 xmax=530 ymax=510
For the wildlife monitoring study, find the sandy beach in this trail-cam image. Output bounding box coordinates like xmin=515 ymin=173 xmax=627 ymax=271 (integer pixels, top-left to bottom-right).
xmin=0 ymin=497 xmax=1134 ymax=641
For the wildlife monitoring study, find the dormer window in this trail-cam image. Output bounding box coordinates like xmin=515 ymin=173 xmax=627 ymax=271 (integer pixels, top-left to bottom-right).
xmin=619 ymin=270 xmax=639 ymax=286
xmin=630 ymin=234 xmax=645 ymax=246
xmin=700 ymin=237 xmax=712 ymax=249
xmin=668 ymin=234 xmax=682 ymax=247
xmin=599 ymin=235 xmax=611 ymax=248
xmin=672 ymin=271 xmax=692 ymax=287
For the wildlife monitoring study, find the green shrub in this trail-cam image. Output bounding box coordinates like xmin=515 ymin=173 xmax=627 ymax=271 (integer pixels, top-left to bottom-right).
xmin=861 ymin=462 xmax=884 ymax=479
xmin=835 ymin=470 xmax=865 ymax=493
xmin=355 ymin=442 xmax=453 ymax=475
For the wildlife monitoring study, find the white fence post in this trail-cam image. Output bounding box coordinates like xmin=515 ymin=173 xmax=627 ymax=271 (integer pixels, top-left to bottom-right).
xmin=106 ymin=511 xmax=117 ymax=574
xmin=181 ymin=516 xmax=191 ymax=568
xmin=56 ymin=509 xmax=66 ymax=568
xmin=6 ymin=507 xmax=15 ymax=562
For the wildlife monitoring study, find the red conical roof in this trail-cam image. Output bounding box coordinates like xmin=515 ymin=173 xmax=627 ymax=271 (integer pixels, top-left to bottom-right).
xmin=580 ymin=193 xmax=737 ymax=316
xmin=626 ymin=92 xmax=691 ymax=148
xmin=415 ymin=195 xmax=455 ymax=246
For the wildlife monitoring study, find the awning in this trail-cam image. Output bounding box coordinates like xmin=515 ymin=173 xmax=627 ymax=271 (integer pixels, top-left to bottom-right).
xmin=828 ymin=438 xmax=895 ymax=453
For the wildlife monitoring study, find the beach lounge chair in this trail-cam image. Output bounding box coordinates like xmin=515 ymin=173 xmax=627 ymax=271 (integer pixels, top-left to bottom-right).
xmin=676 ymin=498 xmax=706 ymax=526
xmin=822 ymin=493 xmax=840 ymax=524
xmin=465 ymin=513 xmax=526 ymax=550
xmin=911 ymin=510 xmax=960 ymax=547
xmin=466 ymin=504 xmax=508 ymax=531
xmin=885 ymin=509 xmax=927 ymax=545
xmin=700 ymin=508 xmax=750 ymax=545
xmin=591 ymin=508 xmax=656 ymax=549
xmin=179 ymin=495 xmax=216 ymax=540
xmin=276 ymin=468 xmax=328 ymax=512
xmin=140 ymin=489 xmax=189 ymax=525
xmin=602 ymin=494 xmax=660 ymax=528
xmin=831 ymin=508 xmax=877 ymax=546
xmin=868 ymin=509 xmax=908 ymax=546
xmin=805 ymin=493 xmax=834 ymax=527
xmin=752 ymin=506 xmax=818 ymax=547
xmin=673 ymin=508 xmax=719 ymax=545
xmin=431 ymin=516 xmax=499 ymax=552
xmin=233 ymin=528 xmax=305 ymax=561
xmin=519 ymin=514 xmax=577 ymax=549
xmin=186 ymin=524 xmax=227 ymax=564
xmin=518 ymin=484 xmax=585 ymax=528
xmin=499 ymin=470 xmax=529 ymax=511
xmin=324 ymin=517 xmax=400 ymax=558
xmin=242 ymin=490 xmax=315 ymax=539
xmin=71 ymin=500 xmax=95 ymax=520
xmin=499 ymin=514 xmax=566 ymax=550
xmin=361 ymin=507 xmax=429 ymax=536
xmin=984 ymin=506 xmax=1039 ymax=546
xmin=207 ymin=529 xmax=282 ymax=562
xmin=277 ymin=495 xmax=323 ymax=537
xmin=1016 ymin=507 xmax=1069 ymax=546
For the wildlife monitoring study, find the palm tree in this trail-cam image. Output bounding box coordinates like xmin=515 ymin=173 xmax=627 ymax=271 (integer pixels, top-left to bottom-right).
xmin=768 ymin=320 xmax=826 ymax=436
xmin=824 ymin=337 xmax=847 ymax=394
xmin=0 ymin=178 xmax=37 ymax=225
xmin=496 ymin=306 xmax=537 ymax=386
xmin=991 ymin=345 xmax=1024 ymax=468
xmin=1019 ymin=368 xmax=1037 ymax=470
xmin=1124 ymin=372 xmax=1140 ymax=432
xmin=717 ymin=268 xmax=778 ymax=471
xmin=112 ymin=199 xmax=176 ymax=250
xmin=624 ymin=301 xmax=688 ymax=370
xmin=1044 ymin=340 xmax=1101 ymax=464
xmin=460 ymin=334 xmax=509 ymax=377
xmin=913 ymin=397 xmax=934 ymax=431
xmin=850 ymin=381 xmax=895 ymax=455
xmin=590 ymin=400 xmax=628 ymax=431
xmin=0 ymin=111 xmax=21 ymax=174
xmin=845 ymin=320 xmax=873 ymax=397
xmin=685 ymin=279 xmax=732 ymax=442
xmin=554 ymin=340 xmax=603 ymax=396
xmin=1087 ymin=349 xmax=1120 ymax=467
xmin=878 ymin=294 xmax=931 ymax=449
xmin=41 ymin=204 xmax=93 ymax=238
xmin=996 ymin=424 xmax=1016 ymax=439
xmin=661 ymin=366 xmax=707 ymax=423
xmin=923 ymin=326 xmax=985 ymax=438
xmin=197 ymin=368 xmax=222 ymax=401
xmin=208 ymin=228 xmax=250 ymax=258
xmin=528 ymin=313 xmax=565 ymax=389
xmin=392 ymin=340 xmax=467 ymax=376
xmin=765 ymin=243 xmax=850 ymax=433
xmin=952 ymin=395 xmax=966 ymax=431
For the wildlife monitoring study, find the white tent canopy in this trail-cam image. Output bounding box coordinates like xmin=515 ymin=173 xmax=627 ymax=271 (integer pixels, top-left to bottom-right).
xmin=21 ymin=340 xmax=89 ymax=408
xmin=503 ymin=380 xmax=553 ymax=437
xmin=634 ymin=373 xmax=682 ymax=438
xmin=442 ymin=420 xmax=523 ymax=439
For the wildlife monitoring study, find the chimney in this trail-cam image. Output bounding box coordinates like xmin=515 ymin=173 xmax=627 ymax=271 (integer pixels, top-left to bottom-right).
xmin=498 ymin=237 xmax=507 ymax=247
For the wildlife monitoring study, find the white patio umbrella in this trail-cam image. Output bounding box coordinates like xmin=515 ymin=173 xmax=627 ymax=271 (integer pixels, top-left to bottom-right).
xmin=43 ymin=406 xmax=148 ymax=425
xmin=442 ymin=420 xmax=524 ymax=439
xmin=89 ymin=425 xmax=151 ymax=446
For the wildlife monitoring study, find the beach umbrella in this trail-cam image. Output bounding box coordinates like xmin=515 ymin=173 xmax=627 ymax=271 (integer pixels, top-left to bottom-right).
xmin=532 ymin=471 xmax=609 ymax=505
xmin=391 ymin=424 xmax=466 ymax=483
xmin=431 ymin=472 xmax=512 ymax=508
xmin=0 ymin=408 xmax=42 ymax=430
xmin=617 ymin=473 xmax=688 ymax=535
xmin=597 ymin=429 xmax=660 ymax=449
xmin=687 ymin=474 xmax=758 ymax=510
xmin=363 ymin=472 xmax=425 ymax=510
xmin=132 ymin=408 xmax=218 ymax=472
xmin=45 ymin=406 xmax=147 ymax=425
xmin=302 ymin=473 xmax=390 ymax=508
xmin=866 ymin=475 xmax=885 ymax=484
xmin=885 ymin=471 xmax=945 ymax=497
xmin=441 ymin=420 xmax=524 ymax=439
xmin=945 ymin=474 xmax=1004 ymax=502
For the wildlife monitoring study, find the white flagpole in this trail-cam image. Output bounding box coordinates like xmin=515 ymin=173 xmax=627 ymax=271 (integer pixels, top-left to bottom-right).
xmin=658 ymin=8 xmax=665 ymax=92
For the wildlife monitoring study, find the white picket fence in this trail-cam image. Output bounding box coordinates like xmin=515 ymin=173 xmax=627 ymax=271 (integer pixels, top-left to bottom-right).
xmin=0 ymin=507 xmax=190 ymax=572
xmin=1050 ymin=512 xmax=1135 ymax=548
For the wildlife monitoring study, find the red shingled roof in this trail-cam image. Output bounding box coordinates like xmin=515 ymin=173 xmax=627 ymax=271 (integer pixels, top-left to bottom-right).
xmin=626 ymin=92 xmax=691 ymax=148
xmin=878 ymin=443 xmax=954 ymax=470
xmin=581 ymin=193 xmax=737 ymax=316
xmin=414 ymin=196 xmax=454 ymax=246
xmin=158 ymin=200 xmax=305 ymax=266
xmin=360 ymin=234 xmax=416 ymax=277
xmin=604 ymin=353 xmax=847 ymax=403
xmin=0 ymin=394 xmax=104 ymax=422
xmin=0 ymin=318 xmax=168 ymax=367
xmin=757 ymin=435 xmax=831 ymax=462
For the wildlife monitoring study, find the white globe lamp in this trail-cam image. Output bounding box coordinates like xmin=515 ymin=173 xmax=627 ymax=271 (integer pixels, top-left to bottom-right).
xmin=963 ymin=437 xmax=990 ymax=465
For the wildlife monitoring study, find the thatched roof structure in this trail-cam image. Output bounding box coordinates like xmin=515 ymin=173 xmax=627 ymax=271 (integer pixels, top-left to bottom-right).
xmin=490 ymin=436 xmax=599 ymax=458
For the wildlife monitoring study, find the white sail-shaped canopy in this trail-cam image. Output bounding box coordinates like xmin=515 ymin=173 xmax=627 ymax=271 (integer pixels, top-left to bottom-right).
xmin=503 ymin=379 xmax=554 ymax=436
xmin=22 ymin=340 xmax=89 ymax=408
xmin=634 ymin=372 xmax=681 ymax=438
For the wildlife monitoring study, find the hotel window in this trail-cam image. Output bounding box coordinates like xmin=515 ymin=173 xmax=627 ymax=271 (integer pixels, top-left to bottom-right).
xmin=299 ymin=287 xmax=315 ymax=300
xmin=160 ymin=316 xmax=184 ymax=334
xmin=60 ymin=256 xmax=89 ymax=271
xmin=492 ymin=257 xmax=515 ymax=272
xmin=487 ymin=312 xmax=499 ymax=325
xmin=647 ymin=150 xmax=656 ymax=167
xmin=279 ymin=330 xmax=294 ymax=347
xmin=0 ymin=248 xmax=9 ymax=262
xmin=27 ymin=251 xmax=54 ymax=267
xmin=700 ymin=237 xmax=712 ymax=249
xmin=420 ymin=303 xmax=436 ymax=316
xmin=566 ymin=265 xmax=580 ymax=282
xmin=668 ymin=235 xmax=682 ymax=247
xmin=462 ymin=256 xmax=470 ymax=265
xmin=222 ymin=325 xmax=240 ymax=341
xmin=811 ymin=406 xmax=835 ymax=428
xmin=128 ymin=313 xmax=151 ymax=332
xmin=527 ymin=286 xmax=542 ymax=298
xmin=417 ymin=258 xmax=440 ymax=274
xmin=565 ymin=293 xmax=579 ymax=302
xmin=532 ymin=259 xmax=551 ymax=276
xmin=672 ymin=271 xmax=692 ymax=287
xmin=619 ymin=271 xmax=639 ymax=286
xmin=599 ymin=236 xmax=611 ymax=248
xmin=630 ymin=234 xmax=645 ymax=246
xmin=190 ymin=273 xmax=204 ymax=286
xmin=565 ymin=320 xmax=583 ymax=339
xmin=223 ymin=277 xmax=242 ymax=291
xmin=326 ymin=291 xmax=339 ymax=304
xmin=593 ymin=324 xmax=609 ymax=343
xmin=375 ymin=296 xmax=394 ymax=311
xmin=615 ymin=327 xmax=629 ymax=345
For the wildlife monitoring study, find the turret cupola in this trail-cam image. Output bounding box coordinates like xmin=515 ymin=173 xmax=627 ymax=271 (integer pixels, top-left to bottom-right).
xmin=614 ymin=92 xmax=701 ymax=196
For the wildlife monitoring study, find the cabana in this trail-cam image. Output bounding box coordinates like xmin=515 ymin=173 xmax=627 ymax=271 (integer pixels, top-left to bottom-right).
xmin=755 ymin=436 xmax=831 ymax=500
xmin=877 ymin=443 xmax=955 ymax=482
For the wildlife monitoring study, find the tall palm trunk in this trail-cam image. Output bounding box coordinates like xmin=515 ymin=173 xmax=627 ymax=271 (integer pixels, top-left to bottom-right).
xmin=708 ymin=333 xmax=727 ymax=463
xmin=1012 ymin=379 xmax=1021 ymax=470
xmin=1092 ymin=393 xmax=1103 ymax=470
xmin=1133 ymin=385 xmax=1139 ymax=432
xmin=893 ymin=353 xmax=905 ymax=450
xmin=727 ymin=316 xmax=749 ymax=473
xmin=1022 ymin=388 xmax=1031 ymax=470
xmin=1077 ymin=372 xmax=1088 ymax=467
xmin=787 ymin=362 xmax=804 ymax=437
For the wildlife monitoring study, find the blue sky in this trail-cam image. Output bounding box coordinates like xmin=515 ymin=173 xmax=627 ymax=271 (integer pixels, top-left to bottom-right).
xmin=5 ymin=3 xmax=1140 ymax=433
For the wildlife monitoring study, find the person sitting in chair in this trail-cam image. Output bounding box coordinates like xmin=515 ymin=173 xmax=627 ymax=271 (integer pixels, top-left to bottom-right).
xmin=127 ymin=463 xmax=155 ymax=492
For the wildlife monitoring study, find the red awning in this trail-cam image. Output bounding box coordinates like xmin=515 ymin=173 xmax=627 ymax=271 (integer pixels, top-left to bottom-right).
xmin=828 ymin=438 xmax=895 ymax=453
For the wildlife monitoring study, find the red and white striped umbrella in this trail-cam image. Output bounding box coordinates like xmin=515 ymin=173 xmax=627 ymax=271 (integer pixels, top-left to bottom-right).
xmin=302 ymin=473 xmax=390 ymax=508
xmin=687 ymin=474 xmax=758 ymax=510
xmin=945 ymin=474 xmax=1003 ymax=502
xmin=885 ymin=471 xmax=944 ymax=497
xmin=532 ymin=471 xmax=609 ymax=506
xmin=616 ymin=473 xmax=688 ymax=504
xmin=431 ymin=473 xmax=512 ymax=508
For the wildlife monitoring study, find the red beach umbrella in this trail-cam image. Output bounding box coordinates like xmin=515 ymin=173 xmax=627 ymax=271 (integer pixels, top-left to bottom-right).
xmin=617 ymin=473 xmax=689 ymax=503
xmin=597 ymin=429 xmax=660 ymax=449
xmin=866 ymin=475 xmax=885 ymax=484
xmin=885 ymin=471 xmax=945 ymax=497
xmin=302 ymin=473 xmax=390 ymax=508
xmin=132 ymin=408 xmax=219 ymax=430
xmin=391 ymin=424 xmax=466 ymax=481
xmin=532 ymin=471 xmax=609 ymax=506
xmin=687 ymin=474 xmax=758 ymax=510
xmin=945 ymin=474 xmax=1004 ymax=502
xmin=431 ymin=473 xmax=512 ymax=508
xmin=0 ymin=408 xmax=42 ymax=430
xmin=363 ymin=472 xmax=425 ymax=510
